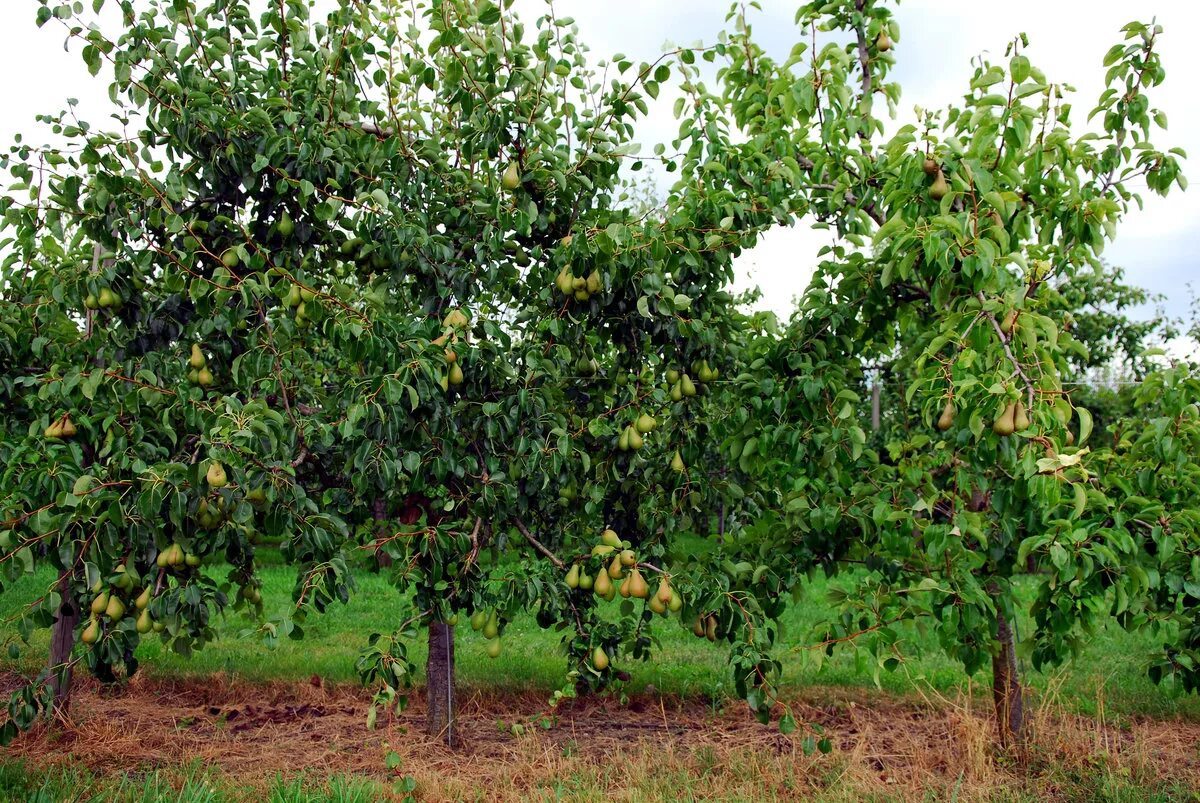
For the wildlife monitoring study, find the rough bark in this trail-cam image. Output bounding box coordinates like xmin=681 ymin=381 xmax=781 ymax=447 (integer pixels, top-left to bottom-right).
xmin=47 ymin=574 xmax=80 ymax=714
xmin=992 ymin=610 xmax=1025 ymax=748
xmin=426 ymin=621 xmax=456 ymax=746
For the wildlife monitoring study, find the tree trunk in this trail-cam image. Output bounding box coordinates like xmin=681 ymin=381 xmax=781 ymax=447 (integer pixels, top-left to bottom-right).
xmin=426 ymin=621 xmax=456 ymax=746
xmin=47 ymin=574 xmax=80 ymax=714
xmin=992 ymin=610 xmax=1024 ymax=748
xmin=870 ymin=382 xmax=881 ymax=431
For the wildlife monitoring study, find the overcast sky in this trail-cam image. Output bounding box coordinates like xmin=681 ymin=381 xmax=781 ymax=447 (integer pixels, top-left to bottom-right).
xmin=1 ymin=1 xmax=1196 ymax=339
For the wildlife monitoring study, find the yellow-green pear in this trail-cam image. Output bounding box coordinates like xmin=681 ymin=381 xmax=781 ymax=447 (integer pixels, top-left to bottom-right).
xmin=206 ymin=461 xmax=228 ymax=489
xmin=681 ymin=375 xmax=697 ymax=397
xmin=670 ymin=450 xmax=685 ymax=472
xmin=929 ymin=169 xmax=949 ymax=201
xmin=692 ymin=617 xmax=705 ymax=638
xmin=136 ymin=608 xmax=153 ymax=634
xmin=197 ymin=367 xmax=214 ymax=387
xmin=501 ymin=162 xmax=521 ymax=191
xmin=91 ymin=591 xmax=110 ymax=616
xmin=649 ymin=595 xmax=667 ymax=615
xmin=104 ymin=595 xmax=126 ymax=621
xmin=656 ymin=579 xmax=672 ymax=605
xmin=135 ymin=587 xmax=151 ymax=610
xmin=993 ymin=403 xmax=1017 ymax=436
xmin=486 ymin=637 xmax=502 ymax=658
xmin=876 ymin=30 xmax=892 ymax=51
xmin=565 ymin=563 xmax=581 ymax=589
xmin=594 ymin=569 xmax=613 ymax=598
xmin=635 ymin=414 xmax=657 ymax=434
xmin=628 ymin=427 xmax=644 ymax=450
xmin=608 ymin=554 xmax=624 ymax=579
xmin=483 ymin=611 xmax=499 ymax=640
xmin=668 ymin=589 xmax=683 ymax=613
xmin=600 ymin=529 xmax=622 ymax=549
xmin=1014 ymin=399 xmax=1031 ymax=431
xmin=628 ymin=569 xmax=649 ymax=599
xmin=578 ymin=570 xmax=594 ymax=591
xmin=592 ymin=646 xmax=609 ymax=671
xmin=619 ymin=549 xmax=637 ymax=567
xmin=449 ymin=362 xmax=465 ymax=386
xmin=81 ymin=618 xmax=100 ymax=645
xmin=189 ymin=344 xmax=206 ymax=369
xmin=937 ymin=400 xmax=955 ymax=432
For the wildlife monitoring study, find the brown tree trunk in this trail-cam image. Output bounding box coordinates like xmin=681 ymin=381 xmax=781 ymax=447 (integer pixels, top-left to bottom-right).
xmin=426 ymin=621 xmax=456 ymax=746
xmin=47 ymin=573 xmax=80 ymax=714
xmin=870 ymin=382 xmax=881 ymax=431
xmin=992 ymin=610 xmax=1024 ymax=748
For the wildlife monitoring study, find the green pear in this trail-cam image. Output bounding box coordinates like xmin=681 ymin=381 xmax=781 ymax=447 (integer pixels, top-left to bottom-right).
xmin=206 ymin=461 xmax=228 ymax=489
xmin=937 ymin=400 xmax=955 ymax=432
xmin=592 ymin=646 xmax=609 ymax=671
xmin=501 ymin=162 xmax=521 ymax=191
xmin=993 ymin=403 xmax=1017 ymax=436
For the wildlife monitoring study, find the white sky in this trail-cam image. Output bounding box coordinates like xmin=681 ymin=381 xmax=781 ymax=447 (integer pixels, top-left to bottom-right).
xmin=0 ymin=1 xmax=1196 ymax=342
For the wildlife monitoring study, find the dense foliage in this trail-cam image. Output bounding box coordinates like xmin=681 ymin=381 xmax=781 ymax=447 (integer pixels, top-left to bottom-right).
xmin=0 ymin=0 xmax=1193 ymax=749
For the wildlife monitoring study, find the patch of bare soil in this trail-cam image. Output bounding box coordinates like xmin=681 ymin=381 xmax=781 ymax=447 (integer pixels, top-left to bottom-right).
xmin=5 ymin=672 xmax=1199 ymax=802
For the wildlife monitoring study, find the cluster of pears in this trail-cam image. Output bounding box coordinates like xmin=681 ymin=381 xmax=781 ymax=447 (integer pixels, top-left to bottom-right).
xmin=83 ymin=286 xmax=122 ymax=311
xmin=193 ymin=459 xmax=230 ymax=531
xmin=993 ymin=398 xmax=1031 ymax=437
xmin=618 ymin=413 xmax=656 ymax=452
xmin=570 ymin=529 xmax=683 ymax=617
xmin=923 ymin=156 xmax=949 ymax=201
xmin=665 ymin=363 xmax=715 ymax=402
xmin=156 ymin=541 xmax=202 ymax=570
xmin=432 ymin=331 xmax=465 ymax=387
xmin=691 ymin=613 xmax=722 ymax=642
xmin=82 ymin=564 xmax=160 ymax=644
xmin=186 ymin=344 xmax=215 ymax=388
xmin=469 ymin=608 xmax=504 ymax=658
xmin=237 ymin=581 xmax=263 ymax=605
xmin=281 ymin=281 xmax=318 ymax=328
xmin=43 ymin=412 xmax=77 ymax=439
xmin=435 ymin=309 xmax=470 ymax=390
xmin=554 ymin=266 xmax=601 ymax=302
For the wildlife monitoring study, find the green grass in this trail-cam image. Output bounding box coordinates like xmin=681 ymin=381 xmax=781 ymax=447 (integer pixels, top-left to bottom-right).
xmin=1 ymin=545 xmax=1197 ymax=722
xmin=0 ymin=759 xmax=403 ymax=803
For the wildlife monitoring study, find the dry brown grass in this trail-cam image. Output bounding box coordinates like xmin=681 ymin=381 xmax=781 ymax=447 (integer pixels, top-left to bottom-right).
xmin=4 ymin=671 xmax=1199 ymax=802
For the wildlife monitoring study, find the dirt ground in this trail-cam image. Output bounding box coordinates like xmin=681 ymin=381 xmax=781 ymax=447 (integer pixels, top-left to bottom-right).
xmin=4 ymin=671 xmax=1199 ymax=801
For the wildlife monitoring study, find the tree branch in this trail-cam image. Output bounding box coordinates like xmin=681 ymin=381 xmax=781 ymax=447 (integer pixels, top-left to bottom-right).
xmin=512 ymin=519 xmax=564 ymax=570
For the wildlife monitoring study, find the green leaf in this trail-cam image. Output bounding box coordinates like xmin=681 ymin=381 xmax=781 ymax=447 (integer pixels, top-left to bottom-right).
xmin=1076 ymin=407 xmax=1093 ymax=446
